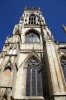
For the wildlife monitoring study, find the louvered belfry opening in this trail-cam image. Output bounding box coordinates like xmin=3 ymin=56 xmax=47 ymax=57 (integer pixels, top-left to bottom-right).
xmin=29 ymin=14 xmax=36 ymax=24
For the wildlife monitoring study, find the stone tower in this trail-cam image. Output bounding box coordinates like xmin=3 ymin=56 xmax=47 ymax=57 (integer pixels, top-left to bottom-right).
xmin=0 ymin=7 xmax=66 ymax=100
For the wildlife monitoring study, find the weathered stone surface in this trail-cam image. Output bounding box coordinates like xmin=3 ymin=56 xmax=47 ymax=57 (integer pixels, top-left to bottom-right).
xmin=0 ymin=7 xmax=66 ymax=100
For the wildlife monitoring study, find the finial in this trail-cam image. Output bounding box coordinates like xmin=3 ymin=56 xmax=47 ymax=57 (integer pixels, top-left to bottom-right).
xmin=32 ymin=7 xmax=34 ymax=9
xmin=24 ymin=7 xmax=27 ymax=10
xmin=62 ymin=24 xmax=66 ymax=33
xmin=38 ymin=7 xmax=40 ymax=10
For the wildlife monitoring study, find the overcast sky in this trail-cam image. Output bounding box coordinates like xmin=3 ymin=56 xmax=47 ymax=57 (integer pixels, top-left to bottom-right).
xmin=0 ymin=0 xmax=66 ymax=50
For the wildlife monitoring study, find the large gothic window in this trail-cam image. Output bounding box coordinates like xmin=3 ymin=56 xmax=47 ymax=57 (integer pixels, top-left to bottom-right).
xmin=60 ymin=56 xmax=66 ymax=81
xmin=29 ymin=14 xmax=36 ymax=24
xmin=26 ymin=33 xmax=40 ymax=43
xmin=26 ymin=58 xmax=43 ymax=96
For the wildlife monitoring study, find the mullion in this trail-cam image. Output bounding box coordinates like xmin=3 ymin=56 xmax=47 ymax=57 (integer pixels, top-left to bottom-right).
xmin=30 ymin=68 xmax=32 ymax=96
xmin=26 ymin=67 xmax=30 ymax=96
xmin=32 ymin=67 xmax=36 ymax=96
xmin=37 ymin=67 xmax=42 ymax=96
xmin=35 ymin=68 xmax=37 ymax=96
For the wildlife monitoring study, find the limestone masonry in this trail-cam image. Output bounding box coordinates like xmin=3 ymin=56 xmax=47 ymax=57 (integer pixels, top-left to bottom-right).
xmin=0 ymin=7 xmax=66 ymax=100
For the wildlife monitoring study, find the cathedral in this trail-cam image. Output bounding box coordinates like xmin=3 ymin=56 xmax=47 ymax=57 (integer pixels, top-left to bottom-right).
xmin=0 ymin=7 xmax=66 ymax=100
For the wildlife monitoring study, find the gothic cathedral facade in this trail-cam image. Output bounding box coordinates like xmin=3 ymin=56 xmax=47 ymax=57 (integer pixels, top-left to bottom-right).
xmin=0 ymin=7 xmax=66 ymax=100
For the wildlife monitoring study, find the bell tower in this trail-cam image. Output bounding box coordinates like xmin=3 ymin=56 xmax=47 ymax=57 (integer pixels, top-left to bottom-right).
xmin=0 ymin=7 xmax=66 ymax=100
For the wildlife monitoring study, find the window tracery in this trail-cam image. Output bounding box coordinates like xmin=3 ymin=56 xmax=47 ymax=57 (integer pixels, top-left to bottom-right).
xmin=26 ymin=58 xmax=43 ymax=96
xmin=26 ymin=33 xmax=40 ymax=43
xmin=60 ymin=56 xmax=66 ymax=81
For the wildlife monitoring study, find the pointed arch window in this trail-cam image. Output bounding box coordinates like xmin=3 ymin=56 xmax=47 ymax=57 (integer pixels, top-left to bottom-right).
xmin=26 ymin=33 xmax=40 ymax=43
xmin=60 ymin=56 xmax=66 ymax=81
xmin=4 ymin=66 xmax=12 ymax=71
xmin=29 ymin=14 xmax=36 ymax=24
xmin=26 ymin=58 xmax=43 ymax=96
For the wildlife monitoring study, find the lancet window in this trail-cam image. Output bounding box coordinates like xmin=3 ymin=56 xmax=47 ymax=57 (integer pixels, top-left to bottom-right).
xmin=26 ymin=58 xmax=43 ymax=96
xmin=29 ymin=14 xmax=36 ymax=24
xmin=60 ymin=56 xmax=66 ymax=81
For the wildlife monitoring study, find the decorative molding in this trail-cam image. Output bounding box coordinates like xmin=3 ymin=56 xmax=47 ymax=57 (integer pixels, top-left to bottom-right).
xmin=4 ymin=42 xmax=19 ymax=44
xmin=0 ymin=51 xmax=7 ymax=53
xmin=20 ymin=49 xmax=43 ymax=53
xmin=5 ymin=54 xmax=17 ymax=56
xmin=19 ymin=49 xmax=41 ymax=69
xmin=24 ymin=24 xmax=40 ymax=28
xmin=0 ymin=86 xmax=12 ymax=89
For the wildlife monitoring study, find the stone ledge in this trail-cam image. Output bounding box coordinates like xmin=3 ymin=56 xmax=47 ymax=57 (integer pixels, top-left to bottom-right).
xmin=53 ymin=92 xmax=66 ymax=96
xmin=49 ymin=92 xmax=66 ymax=100
xmin=12 ymin=96 xmax=44 ymax=100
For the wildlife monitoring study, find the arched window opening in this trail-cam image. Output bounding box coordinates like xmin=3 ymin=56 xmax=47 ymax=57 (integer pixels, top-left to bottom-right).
xmin=29 ymin=14 xmax=36 ymax=24
xmin=3 ymin=94 xmax=7 ymax=100
xmin=26 ymin=33 xmax=40 ymax=43
xmin=3 ymin=65 xmax=12 ymax=86
xmin=4 ymin=66 xmax=12 ymax=71
xmin=60 ymin=56 xmax=66 ymax=81
xmin=26 ymin=58 xmax=43 ymax=96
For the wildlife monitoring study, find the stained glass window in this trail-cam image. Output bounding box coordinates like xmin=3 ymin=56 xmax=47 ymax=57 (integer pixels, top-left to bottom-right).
xmin=26 ymin=67 xmax=30 ymax=96
xmin=26 ymin=33 xmax=40 ymax=43
xmin=61 ymin=56 xmax=66 ymax=81
xmin=37 ymin=67 xmax=42 ymax=96
xmin=26 ymin=58 xmax=43 ymax=96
